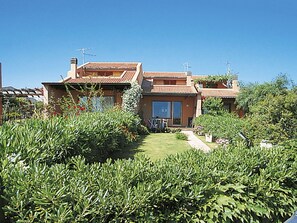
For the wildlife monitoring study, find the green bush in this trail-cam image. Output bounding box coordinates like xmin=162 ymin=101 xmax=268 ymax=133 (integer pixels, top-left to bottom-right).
xmin=0 ymin=108 xmax=141 ymax=164
xmin=202 ymin=97 xmax=224 ymax=115
xmin=195 ymin=113 xmax=245 ymax=143
xmin=244 ymin=91 xmax=297 ymax=144
xmin=175 ymin=132 xmax=188 ymax=140
xmin=1 ymin=144 xmax=297 ymax=222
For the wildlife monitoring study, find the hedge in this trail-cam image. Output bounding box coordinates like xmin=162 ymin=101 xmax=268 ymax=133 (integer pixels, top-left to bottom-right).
xmin=0 ymin=108 xmax=143 ymax=164
xmin=1 ymin=145 xmax=297 ymax=222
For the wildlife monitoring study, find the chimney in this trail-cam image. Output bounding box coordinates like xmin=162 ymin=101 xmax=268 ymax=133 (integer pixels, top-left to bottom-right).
xmin=67 ymin=58 xmax=78 ymax=79
xmin=186 ymin=71 xmax=192 ymax=86
xmin=232 ymin=74 xmax=239 ymax=91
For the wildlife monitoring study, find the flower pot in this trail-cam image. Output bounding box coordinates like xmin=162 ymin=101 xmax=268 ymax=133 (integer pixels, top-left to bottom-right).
xmin=205 ymin=133 xmax=213 ymax=142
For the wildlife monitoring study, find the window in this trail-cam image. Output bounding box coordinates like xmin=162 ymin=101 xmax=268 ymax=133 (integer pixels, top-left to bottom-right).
xmin=164 ymin=80 xmax=176 ymax=85
xmin=152 ymin=101 xmax=182 ymax=125
xmin=152 ymin=101 xmax=171 ymax=118
xmin=79 ymin=96 xmax=114 ymax=112
xmin=173 ymin=101 xmax=182 ymax=125
xmin=223 ymin=103 xmax=231 ymax=113
xmin=205 ymin=83 xmax=218 ymax=88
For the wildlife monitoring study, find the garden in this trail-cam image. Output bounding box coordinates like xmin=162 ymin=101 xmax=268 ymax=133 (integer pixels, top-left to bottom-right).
xmin=0 ymin=76 xmax=296 ymax=222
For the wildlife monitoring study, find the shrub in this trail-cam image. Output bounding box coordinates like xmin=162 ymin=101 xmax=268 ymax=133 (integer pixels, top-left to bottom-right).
xmin=175 ymin=132 xmax=188 ymax=140
xmin=202 ymin=97 xmax=224 ymax=115
xmin=1 ymin=144 xmax=297 ymax=222
xmin=0 ymin=108 xmax=142 ymax=164
xmin=195 ymin=113 xmax=245 ymax=143
xmin=244 ymin=91 xmax=297 ymax=144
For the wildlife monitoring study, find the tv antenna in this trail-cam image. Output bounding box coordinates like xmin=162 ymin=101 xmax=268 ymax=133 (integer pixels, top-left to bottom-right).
xmin=183 ymin=62 xmax=191 ymax=71
xmin=226 ymin=61 xmax=231 ymax=74
xmin=77 ymin=48 xmax=96 ymax=64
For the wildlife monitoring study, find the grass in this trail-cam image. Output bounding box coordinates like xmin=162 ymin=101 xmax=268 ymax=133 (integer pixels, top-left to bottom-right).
xmin=111 ymin=133 xmax=192 ymax=161
xmin=195 ymin=135 xmax=218 ymax=150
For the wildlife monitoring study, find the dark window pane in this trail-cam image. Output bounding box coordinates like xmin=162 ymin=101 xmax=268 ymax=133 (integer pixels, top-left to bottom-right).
xmin=152 ymin=101 xmax=171 ymax=118
xmin=173 ymin=101 xmax=182 ymax=125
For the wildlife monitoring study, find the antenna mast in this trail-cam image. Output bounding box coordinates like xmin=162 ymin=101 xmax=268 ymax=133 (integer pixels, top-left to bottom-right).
xmin=226 ymin=61 xmax=231 ymax=74
xmin=183 ymin=62 xmax=191 ymax=71
xmin=77 ymin=48 xmax=96 ymax=64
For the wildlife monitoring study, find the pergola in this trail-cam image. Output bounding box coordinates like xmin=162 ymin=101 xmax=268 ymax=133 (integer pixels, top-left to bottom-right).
xmin=1 ymin=86 xmax=43 ymax=97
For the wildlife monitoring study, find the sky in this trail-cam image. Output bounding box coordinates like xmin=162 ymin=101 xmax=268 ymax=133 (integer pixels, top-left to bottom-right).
xmin=0 ymin=0 xmax=297 ymax=88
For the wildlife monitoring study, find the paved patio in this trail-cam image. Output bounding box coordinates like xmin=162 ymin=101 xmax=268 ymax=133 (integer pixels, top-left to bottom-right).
xmin=181 ymin=130 xmax=211 ymax=153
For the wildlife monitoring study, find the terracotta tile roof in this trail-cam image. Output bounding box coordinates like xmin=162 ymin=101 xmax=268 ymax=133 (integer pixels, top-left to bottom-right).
xmin=142 ymin=80 xmax=197 ymax=95
xmin=78 ymin=62 xmax=138 ymax=70
xmin=192 ymin=75 xmax=210 ymax=80
xmin=200 ymin=88 xmax=238 ymax=98
xmin=144 ymin=72 xmax=187 ymax=79
xmin=65 ymin=71 xmax=135 ymax=84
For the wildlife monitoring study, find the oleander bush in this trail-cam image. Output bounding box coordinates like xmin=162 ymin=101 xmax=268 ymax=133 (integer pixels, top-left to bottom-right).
xmin=0 ymin=108 xmax=142 ymax=164
xmin=1 ymin=144 xmax=297 ymax=222
xmin=195 ymin=113 xmax=245 ymax=143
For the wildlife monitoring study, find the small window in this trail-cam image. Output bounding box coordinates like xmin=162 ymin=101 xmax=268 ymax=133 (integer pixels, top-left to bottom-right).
xmin=223 ymin=103 xmax=231 ymax=113
xmin=205 ymin=82 xmax=218 ymax=88
xmin=164 ymin=80 xmax=176 ymax=85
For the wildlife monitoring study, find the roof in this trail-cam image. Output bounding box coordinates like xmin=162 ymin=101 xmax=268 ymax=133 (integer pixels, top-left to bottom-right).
xmin=200 ymin=88 xmax=238 ymax=98
xmin=192 ymin=75 xmax=209 ymax=80
xmin=78 ymin=62 xmax=139 ymax=70
xmin=144 ymin=72 xmax=187 ymax=79
xmin=142 ymin=80 xmax=197 ymax=95
xmin=65 ymin=71 xmax=135 ymax=84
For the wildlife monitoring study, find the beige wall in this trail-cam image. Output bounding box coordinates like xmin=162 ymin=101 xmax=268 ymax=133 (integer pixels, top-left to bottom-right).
xmin=140 ymin=95 xmax=196 ymax=127
xmin=176 ymin=80 xmax=186 ymax=85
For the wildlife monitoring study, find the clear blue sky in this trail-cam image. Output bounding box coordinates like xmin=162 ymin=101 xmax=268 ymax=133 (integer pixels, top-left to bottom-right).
xmin=1 ymin=0 xmax=296 ymax=88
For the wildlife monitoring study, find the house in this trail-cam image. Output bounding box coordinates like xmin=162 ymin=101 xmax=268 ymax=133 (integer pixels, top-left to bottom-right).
xmin=42 ymin=58 xmax=241 ymax=127
xmin=43 ymin=58 xmax=143 ymax=113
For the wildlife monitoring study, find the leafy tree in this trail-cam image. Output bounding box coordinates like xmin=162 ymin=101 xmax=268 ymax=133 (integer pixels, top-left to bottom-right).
xmin=236 ymin=74 xmax=290 ymax=113
xmin=202 ymin=97 xmax=224 ymax=115
xmin=244 ymin=90 xmax=297 ymax=144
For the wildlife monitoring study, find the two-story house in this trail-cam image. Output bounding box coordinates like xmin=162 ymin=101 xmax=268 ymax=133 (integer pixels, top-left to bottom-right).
xmin=42 ymin=58 xmax=240 ymax=127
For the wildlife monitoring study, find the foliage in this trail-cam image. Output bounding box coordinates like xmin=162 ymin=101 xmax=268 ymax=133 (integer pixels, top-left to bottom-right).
xmin=175 ymin=132 xmax=188 ymax=140
xmin=0 ymin=108 xmax=142 ymax=165
xmin=244 ymin=90 xmax=297 ymax=144
xmin=195 ymin=113 xmax=245 ymax=143
xmin=202 ymin=97 xmax=224 ymax=115
xmin=55 ymin=83 xmax=104 ymax=116
xmin=1 ymin=145 xmax=297 ymax=222
xmin=194 ymin=73 xmax=236 ymax=83
xmin=236 ymin=74 xmax=290 ymax=113
xmin=2 ymin=97 xmax=43 ymax=122
xmin=122 ymin=82 xmax=143 ymax=114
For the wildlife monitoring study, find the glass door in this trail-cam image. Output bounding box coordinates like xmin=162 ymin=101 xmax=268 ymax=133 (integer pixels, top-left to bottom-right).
xmin=172 ymin=102 xmax=182 ymax=125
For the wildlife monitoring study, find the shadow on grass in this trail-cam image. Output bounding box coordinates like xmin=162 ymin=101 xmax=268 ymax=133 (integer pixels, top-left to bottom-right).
xmin=109 ymin=135 xmax=147 ymax=160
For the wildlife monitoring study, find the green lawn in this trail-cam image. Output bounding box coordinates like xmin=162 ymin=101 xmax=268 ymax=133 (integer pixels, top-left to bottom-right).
xmin=111 ymin=133 xmax=192 ymax=161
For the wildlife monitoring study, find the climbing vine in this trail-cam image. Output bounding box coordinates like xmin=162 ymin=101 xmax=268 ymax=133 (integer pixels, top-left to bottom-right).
xmin=122 ymin=82 xmax=142 ymax=114
xmin=194 ymin=74 xmax=236 ymax=83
